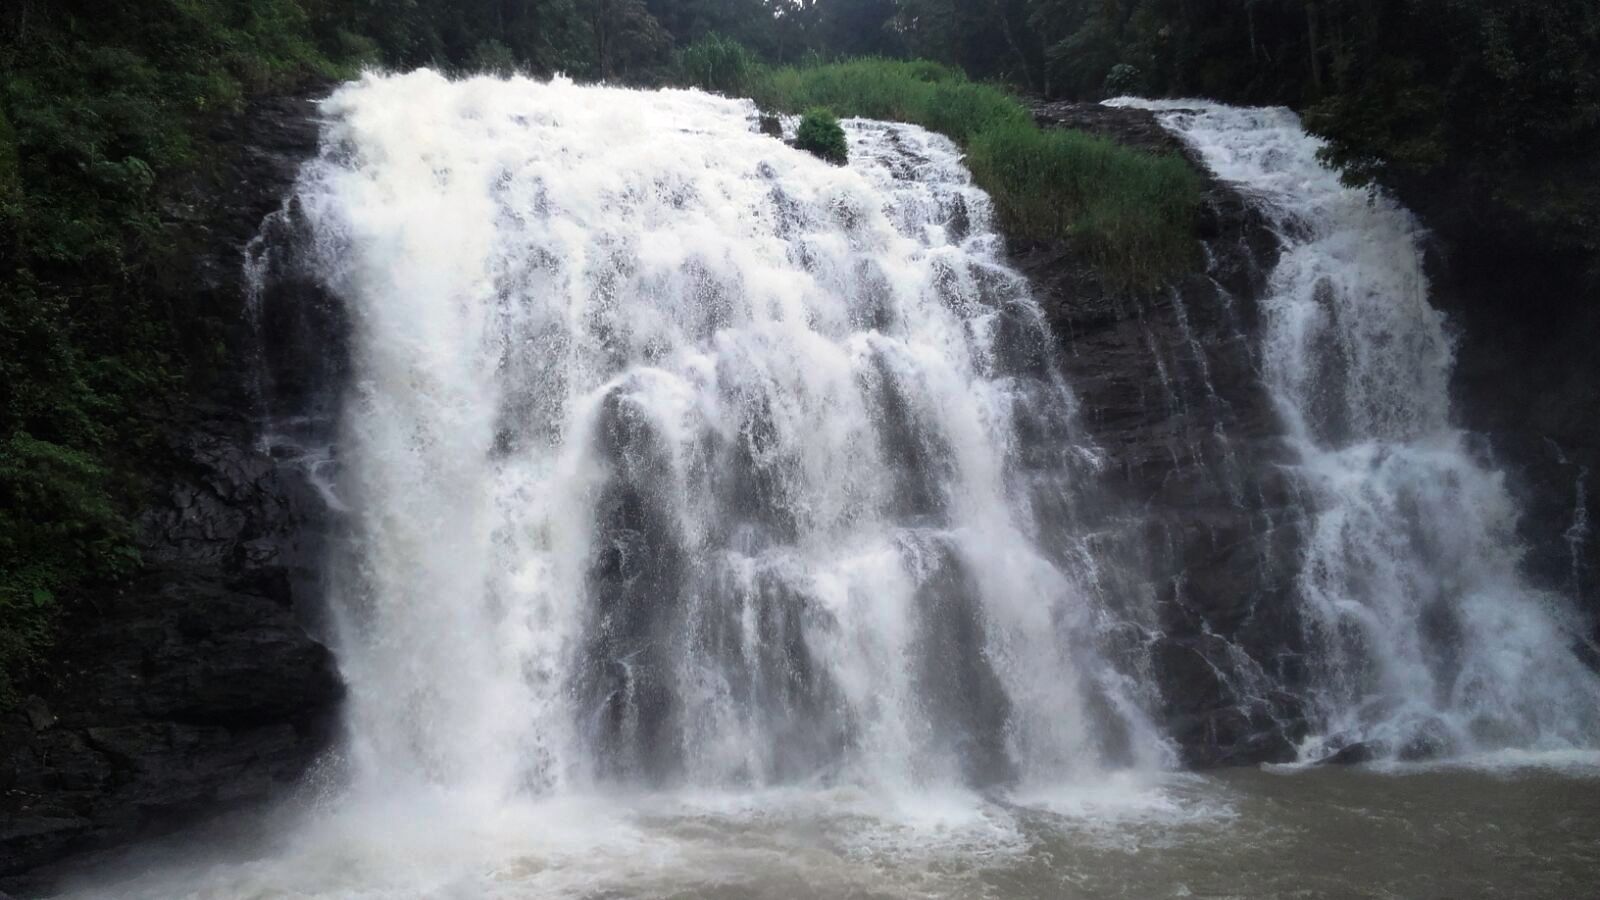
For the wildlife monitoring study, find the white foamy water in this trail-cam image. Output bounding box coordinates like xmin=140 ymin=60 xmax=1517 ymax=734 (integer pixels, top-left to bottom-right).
xmin=301 ymin=70 xmax=1170 ymax=796
xmin=1117 ymin=98 xmax=1600 ymax=762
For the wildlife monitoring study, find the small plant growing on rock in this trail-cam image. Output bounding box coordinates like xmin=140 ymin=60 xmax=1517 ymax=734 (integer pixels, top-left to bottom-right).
xmin=796 ymin=107 xmax=848 ymax=165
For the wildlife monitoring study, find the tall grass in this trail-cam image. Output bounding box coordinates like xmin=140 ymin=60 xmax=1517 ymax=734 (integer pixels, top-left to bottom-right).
xmin=673 ymin=33 xmax=759 ymax=97
xmin=749 ymin=59 xmax=1029 ymax=145
xmin=678 ymin=53 xmax=1201 ymax=291
xmin=966 ymin=122 xmax=1201 ymax=285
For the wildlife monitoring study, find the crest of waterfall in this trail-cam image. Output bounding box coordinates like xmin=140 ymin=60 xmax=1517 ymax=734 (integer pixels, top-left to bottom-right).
xmin=1118 ymin=99 xmax=1600 ymax=761
xmin=278 ymin=71 xmax=1170 ymax=802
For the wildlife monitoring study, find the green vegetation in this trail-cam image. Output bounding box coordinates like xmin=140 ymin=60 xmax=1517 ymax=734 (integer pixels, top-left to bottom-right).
xmin=1297 ymin=0 xmax=1600 ymax=268
xmin=794 ymin=107 xmax=848 ymax=164
xmin=747 ymin=58 xmax=1028 ymax=142
xmin=673 ymin=32 xmax=759 ymax=96
xmin=0 ymin=1 xmax=365 ymax=703
xmin=966 ymin=122 xmax=1198 ymax=283
xmin=882 ymin=0 xmax=1600 ymax=278
xmin=720 ymin=56 xmax=1199 ymax=288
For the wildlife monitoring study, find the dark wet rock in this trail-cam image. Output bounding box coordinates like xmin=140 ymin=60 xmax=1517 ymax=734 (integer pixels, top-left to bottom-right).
xmin=0 ymin=474 xmax=342 ymax=885
xmin=1023 ymin=101 xmax=1600 ymax=764
xmin=1012 ymin=102 xmax=1305 ymax=768
xmin=1398 ymin=728 xmax=1452 ymax=763
xmin=1428 ymin=234 xmax=1600 ymax=644
xmin=18 ymin=700 xmax=54 ymax=734
xmin=1318 ymin=741 xmax=1378 ymax=766
xmin=1029 ymin=100 xmax=1188 ymax=156
xmin=0 ymin=89 xmax=342 ymax=888
xmin=911 ymin=545 xmax=1015 ymax=787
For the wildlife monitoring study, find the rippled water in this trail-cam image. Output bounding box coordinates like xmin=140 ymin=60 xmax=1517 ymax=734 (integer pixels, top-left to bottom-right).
xmin=56 ymin=759 xmax=1600 ymax=898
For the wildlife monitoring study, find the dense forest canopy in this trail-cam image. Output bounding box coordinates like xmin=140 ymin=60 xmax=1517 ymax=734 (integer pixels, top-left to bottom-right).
xmin=1 ymin=0 xmax=1595 ymax=700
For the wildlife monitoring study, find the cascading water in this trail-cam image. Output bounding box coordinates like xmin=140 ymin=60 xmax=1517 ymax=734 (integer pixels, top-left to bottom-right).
xmin=1119 ymin=99 xmax=1600 ymax=762
xmin=286 ymin=70 xmax=1168 ymax=806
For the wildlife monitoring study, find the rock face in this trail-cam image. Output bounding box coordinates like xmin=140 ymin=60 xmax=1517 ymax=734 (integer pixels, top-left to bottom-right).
xmin=1019 ymin=101 xmax=1310 ymax=766
xmin=0 ymin=93 xmax=343 ymax=887
xmin=1429 ymin=238 xmax=1600 ymax=647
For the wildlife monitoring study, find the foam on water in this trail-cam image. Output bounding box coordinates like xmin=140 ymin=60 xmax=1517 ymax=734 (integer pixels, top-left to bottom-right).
xmin=60 ymin=773 xmax=1250 ymax=900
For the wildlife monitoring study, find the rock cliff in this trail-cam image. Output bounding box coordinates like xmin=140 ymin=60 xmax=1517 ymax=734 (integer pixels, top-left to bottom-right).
xmin=0 ymin=93 xmax=343 ymax=889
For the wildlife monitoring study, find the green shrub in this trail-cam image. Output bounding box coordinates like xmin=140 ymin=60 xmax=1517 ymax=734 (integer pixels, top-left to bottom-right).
xmin=471 ymin=39 xmax=519 ymax=75
xmin=796 ymin=107 xmax=848 ymax=164
xmin=1103 ymin=63 xmax=1145 ymax=97
xmin=718 ymin=57 xmax=1200 ymax=290
xmin=0 ymin=434 xmax=141 ymax=704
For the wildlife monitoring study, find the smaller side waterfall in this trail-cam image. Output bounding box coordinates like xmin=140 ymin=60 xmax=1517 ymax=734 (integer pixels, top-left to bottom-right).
xmin=1122 ymin=100 xmax=1600 ymax=762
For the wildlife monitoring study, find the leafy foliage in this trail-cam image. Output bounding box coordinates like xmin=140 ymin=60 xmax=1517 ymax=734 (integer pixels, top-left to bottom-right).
xmin=1300 ymin=0 xmax=1600 ymax=268
xmin=0 ymin=0 xmax=388 ymax=703
xmin=794 ymin=107 xmax=847 ymax=164
xmin=840 ymin=0 xmax=1600 ymax=279
xmin=0 ymin=435 xmax=141 ymax=702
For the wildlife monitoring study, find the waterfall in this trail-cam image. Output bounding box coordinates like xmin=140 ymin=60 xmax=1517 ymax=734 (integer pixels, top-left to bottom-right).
xmin=1120 ymin=100 xmax=1600 ymax=762
xmin=277 ymin=70 xmax=1169 ymax=803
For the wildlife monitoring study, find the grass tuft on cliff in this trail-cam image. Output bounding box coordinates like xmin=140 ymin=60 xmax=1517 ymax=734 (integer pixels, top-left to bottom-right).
xmin=966 ymin=121 xmax=1201 ymax=285
xmin=702 ymin=55 xmax=1202 ymax=291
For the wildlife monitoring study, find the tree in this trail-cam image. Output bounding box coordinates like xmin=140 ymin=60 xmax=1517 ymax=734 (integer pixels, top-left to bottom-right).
xmin=592 ymin=0 xmax=671 ymax=80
